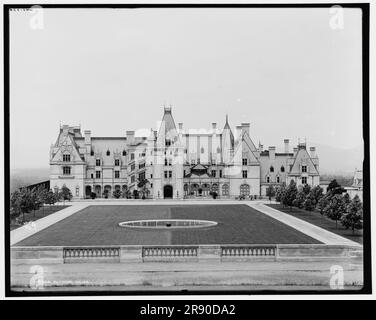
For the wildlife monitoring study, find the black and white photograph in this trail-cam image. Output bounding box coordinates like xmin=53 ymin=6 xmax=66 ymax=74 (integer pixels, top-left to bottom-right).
xmin=3 ymin=2 xmax=372 ymax=300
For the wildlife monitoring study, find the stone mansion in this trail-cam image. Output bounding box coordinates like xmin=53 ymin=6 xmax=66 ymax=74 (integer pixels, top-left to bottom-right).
xmin=49 ymin=107 xmax=320 ymax=199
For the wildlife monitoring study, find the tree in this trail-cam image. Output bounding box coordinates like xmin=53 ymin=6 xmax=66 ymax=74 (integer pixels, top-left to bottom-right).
xmin=112 ymin=189 xmax=122 ymax=199
xmin=282 ymin=180 xmax=298 ymax=209
xmin=310 ymin=185 xmax=324 ymax=206
xmin=275 ymin=183 xmax=286 ymax=203
xmin=302 ymin=184 xmax=311 ymax=195
xmin=266 ymin=185 xmax=276 ymax=201
xmin=137 ymin=179 xmax=150 ymax=199
xmin=293 ymin=187 xmax=306 ymax=209
xmin=324 ymin=194 xmax=347 ymax=229
xmin=37 ymin=188 xmax=49 ymax=215
xmin=327 ymin=179 xmax=346 ymax=195
xmin=317 ymin=194 xmax=330 ymax=215
xmin=30 ymin=188 xmax=42 ymax=217
xmin=17 ymin=188 xmax=34 ymax=222
xmin=60 ymin=186 xmax=72 ymax=202
xmin=10 ymin=190 xmax=22 ymax=222
xmin=341 ymin=195 xmax=363 ymax=234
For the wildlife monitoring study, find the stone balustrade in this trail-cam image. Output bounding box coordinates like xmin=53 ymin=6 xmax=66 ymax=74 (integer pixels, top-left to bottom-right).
xmin=11 ymin=244 xmax=362 ymax=264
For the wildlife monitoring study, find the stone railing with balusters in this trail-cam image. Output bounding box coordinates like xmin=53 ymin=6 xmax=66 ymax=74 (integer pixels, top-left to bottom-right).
xmin=63 ymin=246 xmax=120 ymax=262
xmin=220 ymin=245 xmax=277 ymax=260
xmin=142 ymin=246 xmax=199 ymax=261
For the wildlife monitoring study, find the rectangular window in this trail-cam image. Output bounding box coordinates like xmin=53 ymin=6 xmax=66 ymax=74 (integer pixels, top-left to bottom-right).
xmin=169 ymin=171 xmax=172 ymax=178
xmin=277 ymin=176 xmax=280 ymax=183
xmin=219 ymin=170 xmax=222 ymax=178
xmin=183 ymin=170 xmax=186 ymax=177
xmin=302 ymin=165 xmax=307 ymax=173
xmin=242 ymin=170 xmax=248 ymax=178
xmin=131 ymin=164 xmax=135 ymax=171
xmin=63 ymin=166 xmax=71 ymax=175
xmin=95 ymin=171 xmax=101 ymax=178
xmin=302 ymin=177 xmax=307 ymax=184
xmin=139 ymin=172 xmax=145 ymax=181
xmin=91 ymin=173 xmax=94 ymax=179
xmin=266 ymin=176 xmax=270 ymax=183
xmin=115 ymin=159 xmax=120 ymax=166
xmin=150 ymin=174 xmax=153 ymax=179
xmin=75 ymin=187 xmax=79 ymax=196
xmin=164 ymin=171 xmax=168 ymax=178
xmin=96 ymin=159 xmax=101 ymax=166
xmin=191 ymin=159 xmax=196 ymax=165
xmin=242 ymin=158 xmax=247 ymax=166
xmin=131 ymin=175 xmax=135 ymax=183
xmin=63 ymin=154 xmax=70 ymax=162
xmin=131 ymin=153 xmax=135 ymax=160
xmin=115 ymin=171 xmax=120 ymax=179
xmin=211 ymin=170 xmax=216 ymax=177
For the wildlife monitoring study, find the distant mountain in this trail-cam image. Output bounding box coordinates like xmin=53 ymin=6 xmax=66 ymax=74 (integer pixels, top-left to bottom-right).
xmin=311 ymin=143 xmax=363 ymax=175
xmin=10 ymin=167 xmax=49 ymax=192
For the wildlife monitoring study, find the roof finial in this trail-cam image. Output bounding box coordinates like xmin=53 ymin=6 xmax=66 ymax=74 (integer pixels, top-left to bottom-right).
xmin=226 ymin=114 xmax=229 ymax=124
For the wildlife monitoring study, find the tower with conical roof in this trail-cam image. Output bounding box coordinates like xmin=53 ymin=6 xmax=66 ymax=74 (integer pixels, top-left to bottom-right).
xmin=153 ymin=106 xmax=184 ymax=199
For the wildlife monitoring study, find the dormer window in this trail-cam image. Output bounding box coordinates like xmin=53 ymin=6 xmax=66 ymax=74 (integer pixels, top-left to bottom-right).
xmin=281 ymin=166 xmax=285 ymax=172
xmin=63 ymin=154 xmax=70 ymax=162
xmin=165 ymin=139 xmax=171 ymax=147
xmin=96 ymin=159 xmax=101 ymax=166
xmin=115 ymin=159 xmax=120 ymax=166
xmin=270 ymin=166 xmax=274 ymax=173
xmin=242 ymin=158 xmax=248 ymax=166
xmin=106 ymin=150 xmax=110 ymax=156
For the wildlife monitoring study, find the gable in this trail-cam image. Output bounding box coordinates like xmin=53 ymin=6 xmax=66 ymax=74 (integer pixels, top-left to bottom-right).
xmin=230 ymin=132 xmax=260 ymax=165
xmin=289 ymin=148 xmax=319 ymax=175
xmin=51 ymin=132 xmax=83 ymax=163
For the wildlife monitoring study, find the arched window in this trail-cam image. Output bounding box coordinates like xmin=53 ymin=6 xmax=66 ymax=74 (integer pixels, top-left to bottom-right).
xmin=122 ymin=150 xmax=127 ymax=156
xmin=90 ymin=150 xmax=94 ymax=156
xmin=270 ymin=166 xmax=274 ymax=172
xmin=266 ymin=176 xmax=270 ymax=183
xmin=276 ymin=176 xmax=280 ymax=183
xmin=240 ymin=184 xmax=250 ymax=196
xmin=106 ymin=150 xmax=110 ymax=156
xmin=212 ymin=183 xmax=218 ymax=192
xmin=222 ymin=184 xmax=229 ymax=196
xmin=281 ymin=166 xmax=285 ymax=172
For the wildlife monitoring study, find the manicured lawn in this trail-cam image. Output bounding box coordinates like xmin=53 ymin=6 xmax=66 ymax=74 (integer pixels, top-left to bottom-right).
xmin=10 ymin=205 xmax=70 ymax=231
xmin=267 ymin=204 xmax=363 ymax=245
xmin=15 ymin=204 xmax=321 ymax=246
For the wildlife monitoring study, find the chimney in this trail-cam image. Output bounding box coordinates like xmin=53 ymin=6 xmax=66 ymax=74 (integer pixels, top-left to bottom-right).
xmin=236 ymin=125 xmax=243 ymax=140
xmin=293 ymin=147 xmax=298 ymax=157
xmin=269 ymin=146 xmax=275 ymax=160
xmin=212 ymin=122 xmax=217 ymax=131
xmin=126 ymin=130 xmax=135 ymax=144
xmin=62 ymin=124 xmax=69 ymax=134
xmin=284 ymin=139 xmax=289 ymax=153
xmin=310 ymin=147 xmax=316 ymax=158
xmin=241 ymin=123 xmax=250 ymax=136
xmin=178 ymin=123 xmax=183 ymax=132
xmin=84 ymin=130 xmax=91 ymax=144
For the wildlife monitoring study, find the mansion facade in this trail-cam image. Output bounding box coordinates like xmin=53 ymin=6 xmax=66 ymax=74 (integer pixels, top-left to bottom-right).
xmin=49 ymin=107 xmax=320 ymax=199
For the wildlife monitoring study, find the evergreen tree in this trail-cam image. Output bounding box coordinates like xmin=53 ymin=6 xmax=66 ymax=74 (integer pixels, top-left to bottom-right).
xmin=293 ymin=188 xmax=306 ymax=209
xmin=266 ymin=185 xmax=276 ymax=201
xmin=341 ymin=195 xmax=363 ymax=234
xmin=302 ymin=184 xmax=311 ymax=195
xmin=60 ymin=186 xmax=72 ymax=202
xmin=275 ymin=183 xmax=286 ymax=203
xmin=324 ymin=194 xmax=347 ymax=229
xmin=327 ymin=179 xmax=346 ymax=195
xmin=282 ymin=180 xmax=298 ymax=209
xmin=317 ymin=194 xmax=330 ymax=215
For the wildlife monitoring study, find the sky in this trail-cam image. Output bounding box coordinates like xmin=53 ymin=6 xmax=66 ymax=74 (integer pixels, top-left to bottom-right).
xmin=9 ymin=7 xmax=363 ymax=169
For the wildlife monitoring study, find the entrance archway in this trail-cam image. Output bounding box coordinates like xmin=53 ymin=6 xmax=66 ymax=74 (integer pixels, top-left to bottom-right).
xmin=163 ymin=185 xmax=173 ymax=199
xmin=85 ymin=186 xmax=92 ymax=198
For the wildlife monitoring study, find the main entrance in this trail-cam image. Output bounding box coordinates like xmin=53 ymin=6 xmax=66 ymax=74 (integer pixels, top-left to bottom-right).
xmin=163 ymin=185 xmax=173 ymax=199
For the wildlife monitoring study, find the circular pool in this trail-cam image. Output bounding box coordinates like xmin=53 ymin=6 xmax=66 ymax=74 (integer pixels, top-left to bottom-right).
xmin=118 ymin=219 xmax=217 ymax=229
